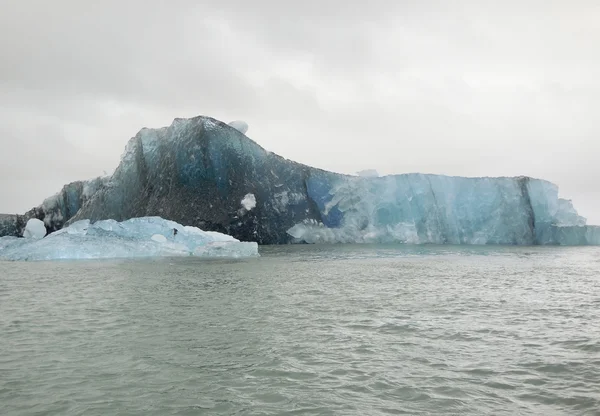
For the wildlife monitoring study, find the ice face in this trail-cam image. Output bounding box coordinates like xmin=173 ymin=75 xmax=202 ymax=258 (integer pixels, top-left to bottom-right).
xmin=288 ymin=173 xmax=598 ymax=245
xmin=40 ymin=176 xmax=110 ymax=230
xmin=0 ymin=216 xmax=258 ymax=261
xmin=0 ymin=215 xmax=19 ymax=237
xmin=0 ymin=236 xmax=28 ymax=252
xmin=23 ymin=219 xmax=46 ymax=239
xmin=59 ymin=116 xmax=293 ymax=244
xmin=547 ymin=225 xmax=600 ymax=245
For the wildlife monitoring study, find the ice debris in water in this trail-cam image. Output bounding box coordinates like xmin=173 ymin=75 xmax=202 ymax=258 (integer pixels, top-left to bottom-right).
xmin=23 ymin=219 xmax=46 ymax=239
xmin=228 ymin=120 xmax=249 ymax=134
xmin=0 ymin=217 xmax=258 ymax=261
xmin=241 ymin=193 xmax=257 ymax=211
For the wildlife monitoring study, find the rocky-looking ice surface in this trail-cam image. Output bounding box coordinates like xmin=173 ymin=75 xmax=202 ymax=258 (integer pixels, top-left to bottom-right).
xmin=0 ymin=217 xmax=258 ymax=261
xmin=0 ymin=115 xmax=597 ymax=246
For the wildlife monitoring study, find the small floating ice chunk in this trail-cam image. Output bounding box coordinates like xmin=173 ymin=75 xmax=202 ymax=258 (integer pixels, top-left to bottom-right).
xmin=23 ymin=219 xmax=46 ymax=239
xmin=241 ymin=193 xmax=257 ymax=211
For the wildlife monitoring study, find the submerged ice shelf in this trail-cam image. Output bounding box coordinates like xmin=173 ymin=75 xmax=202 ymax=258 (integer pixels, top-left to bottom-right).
xmin=0 ymin=217 xmax=259 ymax=261
xmin=0 ymin=115 xmax=597 ymax=246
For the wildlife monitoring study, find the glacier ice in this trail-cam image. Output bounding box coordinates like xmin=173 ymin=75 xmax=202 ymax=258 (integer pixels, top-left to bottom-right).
xmin=23 ymin=219 xmax=46 ymax=239
xmin=241 ymin=193 xmax=257 ymax=211
xmin=40 ymin=176 xmax=110 ymax=230
xmin=356 ymin=169 xmax=379 ymax=178
xmin=151 ymin=234 xmax=168 ymax=243
xmin=0 ymin=217 xmax=258 ymax=261
xmin=228 ymin=120 xmax=249 ymax=134
xmin=287 ymin=173 xmax=600 ymax=245
xmin=0 ymin=115 xmax=597 ymax=246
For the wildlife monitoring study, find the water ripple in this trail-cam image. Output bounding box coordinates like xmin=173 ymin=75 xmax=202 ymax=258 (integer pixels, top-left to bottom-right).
xmin=1 ymin=245 xmax=600 ymax=415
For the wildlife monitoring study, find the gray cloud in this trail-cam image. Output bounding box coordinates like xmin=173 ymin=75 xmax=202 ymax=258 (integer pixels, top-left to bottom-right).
xmin=1 ymin=0 xmax=599 ymax=223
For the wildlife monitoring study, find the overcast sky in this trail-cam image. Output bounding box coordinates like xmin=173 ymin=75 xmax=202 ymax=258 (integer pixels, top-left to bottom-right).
xmin=1 ymin=0 xmax=598 ymax=223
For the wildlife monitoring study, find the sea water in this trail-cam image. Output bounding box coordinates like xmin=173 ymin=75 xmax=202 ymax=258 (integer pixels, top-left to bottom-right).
xmin=1 ymin=245 xmax=599 ymax=415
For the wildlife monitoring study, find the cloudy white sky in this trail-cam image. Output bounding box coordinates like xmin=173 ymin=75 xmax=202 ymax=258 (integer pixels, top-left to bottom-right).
xmin=1 ymin=0 xmax=598 ymax=223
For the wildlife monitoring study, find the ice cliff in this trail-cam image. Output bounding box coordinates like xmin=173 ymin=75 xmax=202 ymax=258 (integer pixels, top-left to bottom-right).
xmin=0 ymin=217 xmax=258 ymax=261
xmin=287 ymin=173 xmax=599 ymax=245
xmin=0 ymin=115 xmax=597 ymax=246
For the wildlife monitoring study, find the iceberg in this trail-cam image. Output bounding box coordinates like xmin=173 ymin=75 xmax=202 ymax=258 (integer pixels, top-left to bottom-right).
xmin=0 ymin=115 xmax=597 ymax=246
xmin=0 ymin=216 xmax=258 ymax=261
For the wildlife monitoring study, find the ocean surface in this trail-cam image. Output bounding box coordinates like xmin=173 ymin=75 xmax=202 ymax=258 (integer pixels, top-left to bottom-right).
xmin=1 ymin=244 xmax=600 ymax=415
